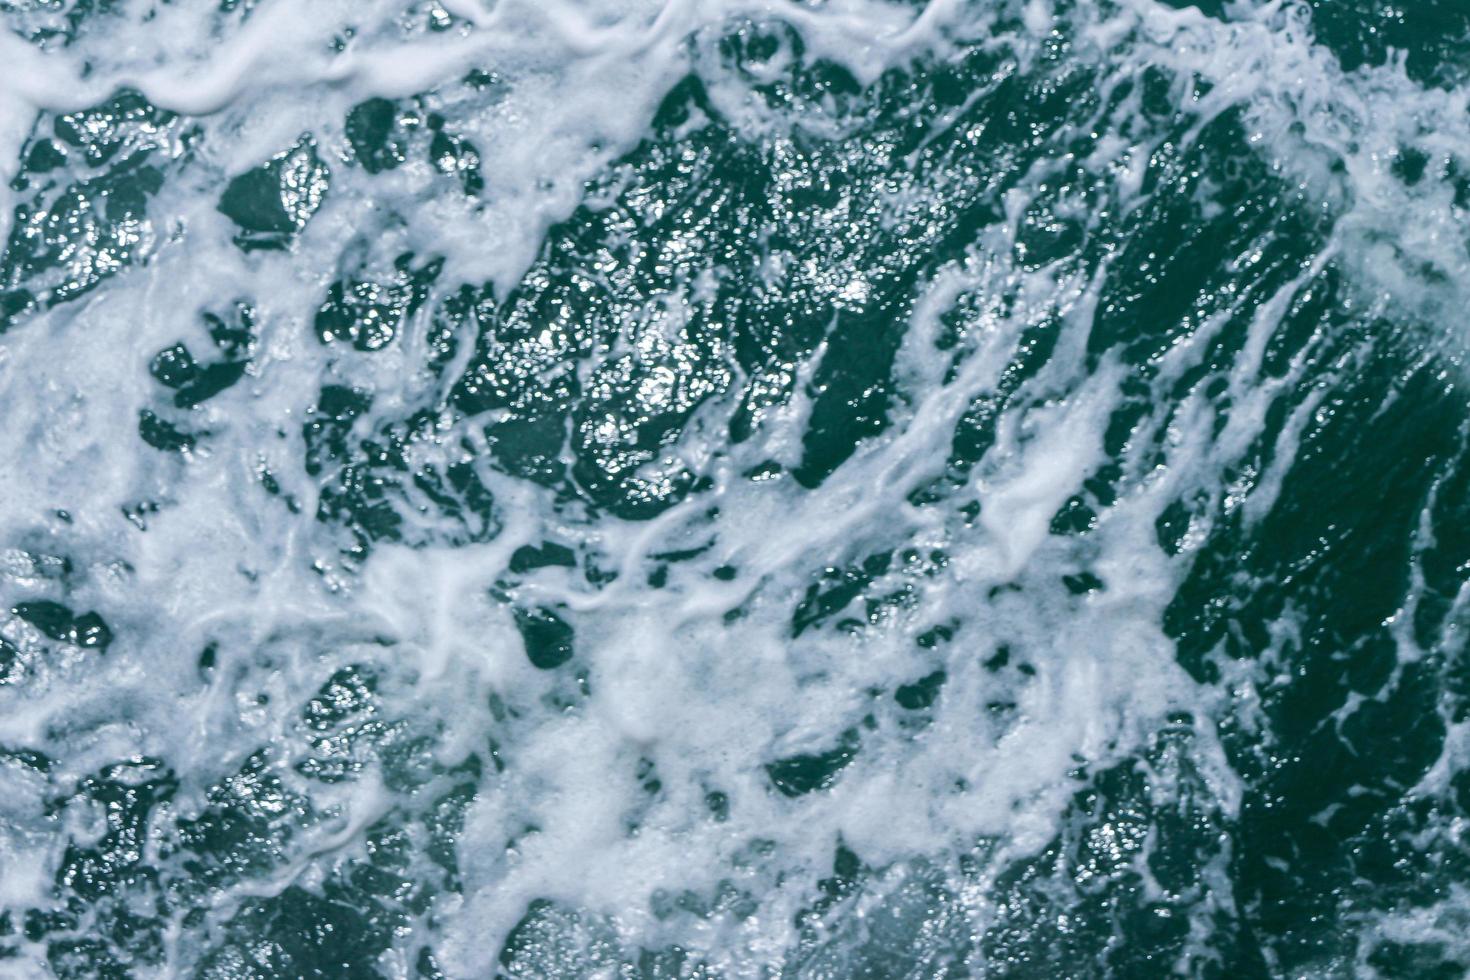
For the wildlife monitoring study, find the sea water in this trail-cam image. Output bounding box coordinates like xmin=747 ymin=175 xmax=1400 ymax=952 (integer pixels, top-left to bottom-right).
xmin=0 ymin=0 xmax=1468 ymax=976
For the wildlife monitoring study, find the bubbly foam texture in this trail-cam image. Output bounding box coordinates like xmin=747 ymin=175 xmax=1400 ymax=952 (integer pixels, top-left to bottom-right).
xmin=0 ymin=0 xmax=1465 ymax=974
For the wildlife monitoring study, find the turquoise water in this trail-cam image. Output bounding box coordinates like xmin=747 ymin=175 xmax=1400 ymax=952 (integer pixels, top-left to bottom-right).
xmin=0 ymin=0 xmax=1469 ymax=976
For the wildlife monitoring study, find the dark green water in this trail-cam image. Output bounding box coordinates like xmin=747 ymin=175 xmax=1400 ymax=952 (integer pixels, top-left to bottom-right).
xmin=0 ymin=0 xmax=1468 ymax=976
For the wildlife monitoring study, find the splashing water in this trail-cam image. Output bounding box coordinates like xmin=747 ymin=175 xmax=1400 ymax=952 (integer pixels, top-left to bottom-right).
xmin=1 ymin=0 xmax=1469 ymax=976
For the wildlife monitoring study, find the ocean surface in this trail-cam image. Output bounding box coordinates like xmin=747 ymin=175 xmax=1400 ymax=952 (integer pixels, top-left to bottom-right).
xmin=0 ymin=0 xmax=1468 ymax=976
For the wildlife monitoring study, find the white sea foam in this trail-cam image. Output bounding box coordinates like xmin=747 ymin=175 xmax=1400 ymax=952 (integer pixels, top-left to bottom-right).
xmin=0 ymin=0 xmax=1463 ymax=973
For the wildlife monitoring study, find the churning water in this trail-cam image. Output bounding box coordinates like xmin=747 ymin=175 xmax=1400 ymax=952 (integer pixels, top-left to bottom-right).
xmin=1 ymin=0 xmax=1469 ymax=976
